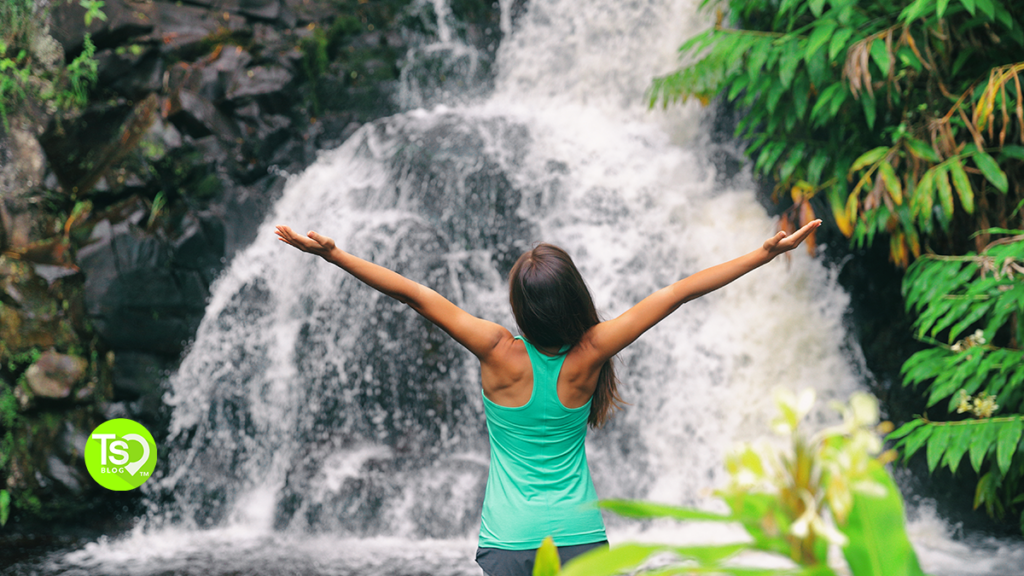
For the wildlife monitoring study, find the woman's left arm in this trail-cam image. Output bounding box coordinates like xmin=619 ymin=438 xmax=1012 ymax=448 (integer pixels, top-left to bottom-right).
xmin=276 ymin=226 xmax=510 ymax=360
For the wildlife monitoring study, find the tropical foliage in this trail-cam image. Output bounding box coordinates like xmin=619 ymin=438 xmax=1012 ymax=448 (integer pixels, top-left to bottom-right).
xmin=651 ymin=0 xmax=1024 ymax=535
xmin=890 ymin=233 xmax=1024 ymax=528
xmin=651 ymin=0 xmax=1024 ymax=266
xmin=534 ymin=392 xmax=924 ymax=576
xmin=0 ymin=0 xmax=101 ymax=130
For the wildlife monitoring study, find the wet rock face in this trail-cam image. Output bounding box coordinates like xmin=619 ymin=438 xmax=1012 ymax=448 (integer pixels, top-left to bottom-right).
xmin=1 ymin=0 xmax=504 ymax=532
xmin=24 ymin=351 xmax=89 ymax=399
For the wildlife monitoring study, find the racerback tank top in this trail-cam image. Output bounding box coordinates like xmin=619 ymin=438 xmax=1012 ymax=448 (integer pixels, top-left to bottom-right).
xmin=478 ymin=336 xmax=607 ymax=549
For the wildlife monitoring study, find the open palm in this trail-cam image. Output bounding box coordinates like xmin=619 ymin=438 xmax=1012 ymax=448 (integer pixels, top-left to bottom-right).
xmin=763 ymin=219 xmax=821 ymax=258
xmin=275 ymin=225 xmax=336 ymax=258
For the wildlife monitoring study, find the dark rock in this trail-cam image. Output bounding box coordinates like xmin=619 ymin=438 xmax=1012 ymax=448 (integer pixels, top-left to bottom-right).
xmin=201 ymin=47 xmax=254 ymax=103
xmin=190 ymin=135 xmax=232 ymax=168
xmin=24 ymin=351 xmax=89 ymax=399
xmin=39 ymin=95 xmax=160 ymax=197
xmin=221 ymin=175 xmax=285 ymax=259
xmin=238 ymin=0 xmax=281 ymax=21
xmin=50 ymin=0 xmax=158 ymax=56
xmin=45 ymin=456 xmax=83 ymax=494
xmin=75 ymin=212 xmax=209 ymax=356
xmin=283 ymin=0 xmax=337 ymax=25
xmin=252 ymin=23 xmax=288 ymax=53
xmin=172 ymin=212 xmax=226 ymax=284
xmin=149 ymin=1 xmax=227 ymax=57
xmin=227 ymin=65 xmax=293 ymax=100
xmin=169 ymin=90 xmax=242 ymax=142
xmin=111 ymin=351 xmax=172 ymax=401
xmin=95 ymin=45 xmax=164 ymax=100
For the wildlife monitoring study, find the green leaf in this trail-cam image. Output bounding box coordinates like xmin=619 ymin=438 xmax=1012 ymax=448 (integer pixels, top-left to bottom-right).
xmin=839 ymin=462 xmax=926 ymax=576
xmin=943 ymin=425 xmax=973 ymax=474
xmin=901 ymin=426 xmax=932 ymax=460
xmin=807 ymin=151 xmax=829 ymax=184
xmin=860 ymin=90 xmax=876 ymax=127
xmin=996 ymin=418 xmax=1022 ymax=475
xmin=0 ymin=489 xmax=9 ymax=527
xmin=935 ymin=166 xmax=954 ymax=220
xmin=975 ymin=0 xmax=995 ymax=19
xmin=973 ymin=150 xmax=1008 ymax=193
xmin=970 ymin=420 xmax=999 ymax=473
xmin=793 ymin=73 xmax=811 ymax=119
xmin=533 ymin=537 xmax=561 ymax=576
xmin=779 ymin=46 xmax=802 ymax=89
xmin=600 ymin=500 xmax=733 ymax=522
xmin=878 ymin=160 xmax=903 ymax=204
xmin=888 ymin=419 xmax=925 ymax=441
xmin=927 ymin=425 xmax=952 ymax=472
xmin=851 ymin=146 xmax=889 ymax=172
xmin=960 ymin=0 xmax=977 ymax=16
xmin=809 ymin=0 xmax=827 ymax=17
xmin=829 ymin=29 xmax=856 ymax=62
xmin=869 ymin=38 xmax=890 ymax=77
xmin=937 ymin=0 xmax=951 ymax=17
xmin=560 ymin=544 xmax=663 ymax=576
xmin=806 ymin=21 xmax=838 ymax=62
xmin=905 ymin=137 xmax=941 ymax=163
xmin=947 ymin=158 xmax=975 ymax=214
xmin=999 ymin=145 xmax=1024 ymax=161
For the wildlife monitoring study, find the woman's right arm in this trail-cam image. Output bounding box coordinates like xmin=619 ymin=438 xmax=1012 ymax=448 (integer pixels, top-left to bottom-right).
xmin=583 ymin=220 xmax=821 ymax=362
xmin=275 ymin=226 xmax=510 ymax=360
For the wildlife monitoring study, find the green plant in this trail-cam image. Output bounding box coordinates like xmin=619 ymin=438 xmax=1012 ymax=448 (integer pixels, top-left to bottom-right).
xmin=534 ymin=392 xmax=924 ymax=576
xmin=0 ymin=1 xmax=104 ymax=130
xmin=652 ymin=0 xmax=1023 ymax=266
xmin=0 ymin=489 xmax=9 ymax=527
xmin=55 ymin=34 xmax=98 ymax=110
xmin=80 ymin=0 xmax=107 ymax=27
xmin=889 ymin=232 xmax=1024 ymax=528
xmin=300 ymin=26 xmax=330 ymax=115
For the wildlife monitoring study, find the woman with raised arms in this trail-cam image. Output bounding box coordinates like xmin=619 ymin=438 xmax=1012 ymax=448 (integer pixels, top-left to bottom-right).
xmin=275 ymin=218 xmax=821 ymax=576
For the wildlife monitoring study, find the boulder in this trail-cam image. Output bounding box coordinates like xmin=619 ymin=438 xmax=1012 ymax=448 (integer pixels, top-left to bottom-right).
xmin=39 ymin=95 xmax=160 ymax=197
xmin=24 ymin=350 xmax=89 ymax=399
xmin=95 ymin=45 xmax=164 ymax=100
xmin=50 ymin=0 xmax=157 ymax=55
xmin=201 ymin=47 xmax=254 ymax=103
xmin=226 ymin=65 xmax=293 ymax=100
xmin=0 ymin=123 xmax=46 ymax=197
xmin=150 ymin=2 xmax=243 ymax=57
xmin=237 ymin=0 xmax=281 ymax=21
xmin=168 ymin=90 xmax=242 ymax=142
xmin=75 ymin=211 xmax=210 ymax=356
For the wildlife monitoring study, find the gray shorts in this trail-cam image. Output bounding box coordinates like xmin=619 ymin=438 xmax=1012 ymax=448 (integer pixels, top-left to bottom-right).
xmin=475 ymin=541 xmax=608 ymax=576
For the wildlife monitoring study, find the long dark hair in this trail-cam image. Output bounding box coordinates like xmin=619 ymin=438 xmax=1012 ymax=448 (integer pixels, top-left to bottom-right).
xmin=508 ymin=243 xmax=624 ymax=428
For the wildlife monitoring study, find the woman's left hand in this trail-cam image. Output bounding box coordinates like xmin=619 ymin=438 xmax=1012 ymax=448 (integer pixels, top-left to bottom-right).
xmin=762 ymin=219 xmax=821 ymax=259
xmin=275 ymin=225 xmax=337 ymax=259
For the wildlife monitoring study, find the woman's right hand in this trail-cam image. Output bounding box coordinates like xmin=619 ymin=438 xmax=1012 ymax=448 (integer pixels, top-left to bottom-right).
xmin=275 ymin=225 xmax=337 ymax=259
xmin=762 ymin=219 xmax=821 ymax=259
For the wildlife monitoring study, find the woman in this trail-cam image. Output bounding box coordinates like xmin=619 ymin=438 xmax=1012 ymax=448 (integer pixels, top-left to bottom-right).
xmin=275 ymin=218 xmax=821 ymax=576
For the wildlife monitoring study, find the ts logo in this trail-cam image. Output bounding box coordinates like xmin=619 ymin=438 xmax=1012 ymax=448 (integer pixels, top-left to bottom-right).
xmin=84 ymin=418 xmax=157 ymax=491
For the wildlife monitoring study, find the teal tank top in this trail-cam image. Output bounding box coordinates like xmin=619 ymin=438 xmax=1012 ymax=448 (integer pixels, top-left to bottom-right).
xmin=478 ymin=336 xmax=607 ymax=549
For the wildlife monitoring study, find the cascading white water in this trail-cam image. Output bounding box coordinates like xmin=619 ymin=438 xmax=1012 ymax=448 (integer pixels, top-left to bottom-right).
xmin=47 ymin=0 xmax=1024 ymax=574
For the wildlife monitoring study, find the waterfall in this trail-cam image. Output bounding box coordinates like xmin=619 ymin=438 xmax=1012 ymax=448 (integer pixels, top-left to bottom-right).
xmin=48 ymin=0 xmax=1024 ymax=574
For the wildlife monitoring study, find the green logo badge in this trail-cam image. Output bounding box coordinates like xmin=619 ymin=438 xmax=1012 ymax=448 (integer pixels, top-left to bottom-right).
xmin=84 ymin=418 xmax=157 ymax=491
